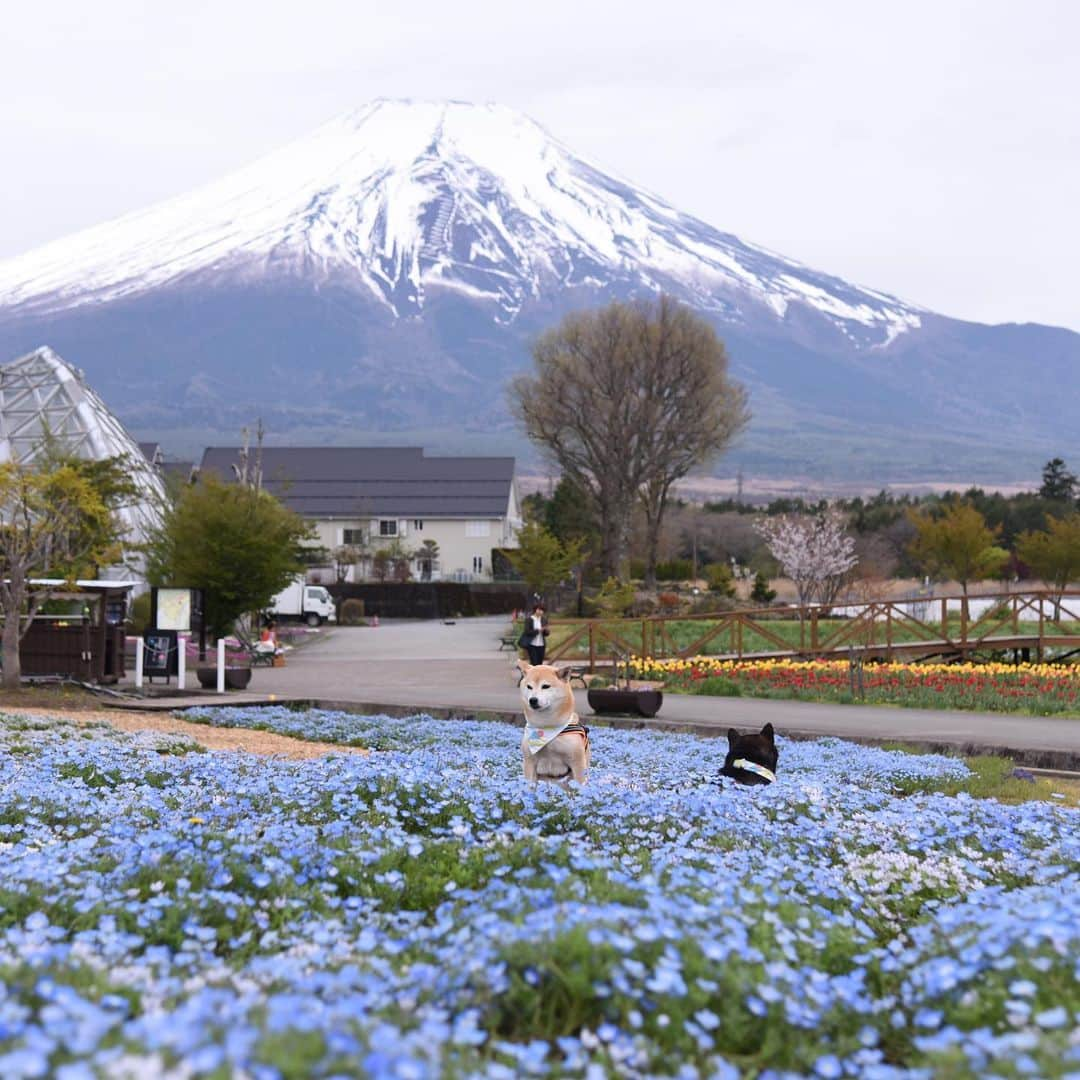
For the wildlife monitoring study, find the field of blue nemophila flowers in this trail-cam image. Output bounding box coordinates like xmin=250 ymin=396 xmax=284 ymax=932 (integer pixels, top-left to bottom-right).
xmin=1 ymin=708 xmax=1079 ymax=1080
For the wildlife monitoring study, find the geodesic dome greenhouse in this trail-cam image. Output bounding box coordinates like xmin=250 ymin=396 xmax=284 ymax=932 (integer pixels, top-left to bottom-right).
xmin=0 ymin=346 xmax=164 ymax=577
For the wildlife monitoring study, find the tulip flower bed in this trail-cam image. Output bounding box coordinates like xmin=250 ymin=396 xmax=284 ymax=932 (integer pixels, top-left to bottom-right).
xmin=630 ymin=658 xmax=1080 ymax=714
xmin=2 ymin=707 xmax=1079 ymax=1079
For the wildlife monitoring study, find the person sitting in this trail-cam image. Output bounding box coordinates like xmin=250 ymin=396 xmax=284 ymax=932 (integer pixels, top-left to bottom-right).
xmin=253 ymin=620 xmax=283 ymax=660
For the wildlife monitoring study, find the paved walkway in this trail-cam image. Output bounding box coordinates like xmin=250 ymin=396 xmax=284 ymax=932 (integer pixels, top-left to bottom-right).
xmin=121 ymin=618 xmax=1080 ymax=768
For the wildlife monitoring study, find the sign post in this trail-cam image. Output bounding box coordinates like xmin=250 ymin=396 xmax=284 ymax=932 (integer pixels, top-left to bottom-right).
xmin=216 ymin=639 xmax=226 ymax=693
xmin=134 ymin=637 xmax=144 ymax=689
xmin=177 ymin=634 xmax=187 ymax=690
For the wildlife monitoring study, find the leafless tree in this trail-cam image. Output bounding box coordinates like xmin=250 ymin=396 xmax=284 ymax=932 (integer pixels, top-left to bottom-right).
xmin=635 ymin=297 xmax=748 ymax=586
xmin=510 ymin=296 xmax=747 ymax=579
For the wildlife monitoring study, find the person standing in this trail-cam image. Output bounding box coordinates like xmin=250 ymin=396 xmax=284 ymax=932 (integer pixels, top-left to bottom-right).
xmin=525 ymin=602 xmax=549 ymax=665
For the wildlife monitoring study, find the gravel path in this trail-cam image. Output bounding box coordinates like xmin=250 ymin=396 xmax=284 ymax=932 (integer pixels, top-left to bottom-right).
xmin=0 ymin=706 xmax=367 ymax=760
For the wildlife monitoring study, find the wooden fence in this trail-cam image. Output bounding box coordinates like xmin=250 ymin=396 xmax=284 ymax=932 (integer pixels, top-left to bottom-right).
xmin=543 ymin=589 xmax=1080 ymax=669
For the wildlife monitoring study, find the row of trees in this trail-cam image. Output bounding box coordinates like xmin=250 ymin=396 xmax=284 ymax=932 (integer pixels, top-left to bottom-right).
xmin=328 ymin=538 xmax=441 ymax=584
xmin=744 ymin=500 xmax=1080 ymax=619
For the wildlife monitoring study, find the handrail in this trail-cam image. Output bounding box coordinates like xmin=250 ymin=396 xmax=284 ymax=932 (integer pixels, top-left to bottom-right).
xmin=544 ymin=588 xmax=1080 ymax=667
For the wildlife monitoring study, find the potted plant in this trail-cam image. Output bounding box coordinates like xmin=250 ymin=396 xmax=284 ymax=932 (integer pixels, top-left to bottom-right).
xmin=586 ymin=654 xmax=663 ymax=718
xmin=195 ymin=641 xmax=253 ymax=691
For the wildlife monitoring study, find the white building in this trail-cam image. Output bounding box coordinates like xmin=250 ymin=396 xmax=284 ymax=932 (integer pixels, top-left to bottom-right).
xmin=198 ymin=446 xmax=521 ymax=582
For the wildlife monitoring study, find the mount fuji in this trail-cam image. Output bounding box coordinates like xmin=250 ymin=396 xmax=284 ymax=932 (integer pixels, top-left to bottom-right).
xmin=0 ymin=98 xmax=1075 ymax=481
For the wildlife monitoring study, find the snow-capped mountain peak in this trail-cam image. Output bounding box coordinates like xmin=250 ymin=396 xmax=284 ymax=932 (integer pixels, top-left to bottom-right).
xmin=0 ymin=98 xmax=920 ymax=342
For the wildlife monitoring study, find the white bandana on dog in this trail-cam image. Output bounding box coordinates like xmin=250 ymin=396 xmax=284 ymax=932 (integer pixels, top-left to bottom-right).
xmin=732 ymin=758 xmax=776 ymax=784
xmin=525 ymin=713 xmax=580 ymax=756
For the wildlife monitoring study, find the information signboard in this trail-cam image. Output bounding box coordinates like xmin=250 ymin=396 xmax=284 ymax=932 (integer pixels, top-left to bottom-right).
xmin=142 ymin=629 xmax=178 ymax=677
xmin=155 ymin=588 xmax=192 ymax=631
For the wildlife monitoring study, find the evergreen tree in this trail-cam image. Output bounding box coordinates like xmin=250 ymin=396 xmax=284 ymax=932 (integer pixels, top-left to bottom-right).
xmin=507 ymin=521 xmax=583 ymax=597
xmin=1039 ymin=458 xmax=1077 ymax=502
xmin=750 ymin=571 xmax=777 ymax=605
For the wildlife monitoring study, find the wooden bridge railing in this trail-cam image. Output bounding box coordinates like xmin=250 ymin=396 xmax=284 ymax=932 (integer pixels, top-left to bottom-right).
xmin=544 ymin=589 xmax=1080 ymax=669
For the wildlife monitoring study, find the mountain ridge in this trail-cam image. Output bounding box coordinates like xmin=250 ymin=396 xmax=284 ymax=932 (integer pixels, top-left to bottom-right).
xmin=0 ymin=98 xmax=1074 ymax=482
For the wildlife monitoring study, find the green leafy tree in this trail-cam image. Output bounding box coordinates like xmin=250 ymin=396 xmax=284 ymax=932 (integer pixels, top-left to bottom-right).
xmin=907 ymin=502 xmax=1009 ymax=618
xmin=750 ymin=571 xmax=777 ymax=605
xmin=0 ymin=454 xmax=136 ymax=688
xmin=144 ymin=474 xmax=312 ymax=641
xmin=1038 ymin=458 xmax=1077 ymax=502
xmin=1016 ymin=512 xmax=1080 ymax=616
xmin=507 ymin=520 xmax=582 ymax=596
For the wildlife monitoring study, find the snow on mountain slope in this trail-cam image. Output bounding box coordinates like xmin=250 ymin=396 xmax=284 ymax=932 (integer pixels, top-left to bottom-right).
xmin=0 ymin=99 xmax=921 ymax=343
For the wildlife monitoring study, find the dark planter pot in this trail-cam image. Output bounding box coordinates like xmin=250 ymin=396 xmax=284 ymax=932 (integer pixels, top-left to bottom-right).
xmin=587 ymin=688 xmax=663 ymax=718
xmin=196 ymin=666 xmax=252 ymax=691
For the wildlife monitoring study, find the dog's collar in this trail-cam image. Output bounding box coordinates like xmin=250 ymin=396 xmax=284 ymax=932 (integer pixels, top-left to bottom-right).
xmin=731 ymin=758 xmax=776 ymax=784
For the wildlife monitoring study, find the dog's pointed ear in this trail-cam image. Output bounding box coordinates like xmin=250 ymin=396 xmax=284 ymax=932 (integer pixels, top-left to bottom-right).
xmin=761 ymin=723 xmax=775 ymax=742
xmin=516 ymin=658 xmax=531 ymax=675
xmin=727 ymin=727 xmax=740 ymax=746
xmin=554 ymin=665 xmax=576 ymax=684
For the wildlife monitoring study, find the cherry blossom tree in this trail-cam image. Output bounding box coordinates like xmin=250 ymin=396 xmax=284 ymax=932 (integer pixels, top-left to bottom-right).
xmin=755 ymin=510 xmax=858 ymax=611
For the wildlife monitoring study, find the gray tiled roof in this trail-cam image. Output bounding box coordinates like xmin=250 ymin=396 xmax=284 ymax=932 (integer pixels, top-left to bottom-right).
xmin=199 ymin=447 xmax=515 ymax=519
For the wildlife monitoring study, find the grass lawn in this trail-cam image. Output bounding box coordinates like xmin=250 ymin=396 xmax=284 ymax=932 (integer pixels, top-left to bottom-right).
xmin=4 ymin=707 xmax=1079 ymax=1076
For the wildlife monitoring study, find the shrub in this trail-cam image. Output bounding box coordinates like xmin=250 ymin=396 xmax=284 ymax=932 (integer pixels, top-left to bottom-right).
xmin=705 ymin=562 xmax=736 ymax=596
xmin=655 ymin=558 xmax=693 ymax=581
xmin=687 ymin=594 xmax=737 ymax=616
xmin=657 ymin=591 xmax=682 ymax=612
xmin=340 ymin=598 xmax=366 ymax=625
xmin=629 ymin=593 xmax=657 ymax=617
xmin=595 ymin=577 xmax=636 ymax=617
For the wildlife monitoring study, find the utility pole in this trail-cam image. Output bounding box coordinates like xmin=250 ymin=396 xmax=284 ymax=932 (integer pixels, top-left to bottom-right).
xmin=254 ymin=417 xmax=265 ymax=492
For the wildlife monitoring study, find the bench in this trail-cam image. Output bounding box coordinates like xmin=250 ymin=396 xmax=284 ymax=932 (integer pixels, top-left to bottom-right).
xmin=248 ymin=642 xmax=278 ymax=667
xmin=499 ymin=636 xmax=519 ymax=651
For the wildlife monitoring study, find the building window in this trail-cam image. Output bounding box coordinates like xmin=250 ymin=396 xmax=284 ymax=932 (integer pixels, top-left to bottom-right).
xmin=343 ymin=528 xmax=366 ymax=545
xmin=473 ymin=556 xmax=483 ymax=573
xmin=465 ymin=520 xmax=490 ymax=538
xmin=413 ymin=519 xmax=423 ymax=531
xmin=379 ymin=520 xmax=398 ymax=537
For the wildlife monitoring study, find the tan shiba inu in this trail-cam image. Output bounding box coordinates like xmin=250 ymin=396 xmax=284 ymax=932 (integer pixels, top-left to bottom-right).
xmin=517 ymin=660 xmax=590 ymax=785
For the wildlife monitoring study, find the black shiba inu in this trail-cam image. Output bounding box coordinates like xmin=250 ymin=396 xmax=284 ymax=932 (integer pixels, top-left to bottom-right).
xmin=720 ymin=723 xmax=778 ymax=786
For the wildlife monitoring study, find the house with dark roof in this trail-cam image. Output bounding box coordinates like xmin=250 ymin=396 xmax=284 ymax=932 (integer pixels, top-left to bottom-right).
xmin=198 ymin=446 xmax=522 ymax=582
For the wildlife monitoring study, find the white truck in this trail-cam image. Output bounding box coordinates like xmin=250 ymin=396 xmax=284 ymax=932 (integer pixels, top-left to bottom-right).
xmin=268 ymin=580 xmax=336 ymax=627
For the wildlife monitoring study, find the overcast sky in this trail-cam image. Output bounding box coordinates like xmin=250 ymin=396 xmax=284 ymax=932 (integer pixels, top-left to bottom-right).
xmin=2 ymin=0 xmax=1077 ymax=330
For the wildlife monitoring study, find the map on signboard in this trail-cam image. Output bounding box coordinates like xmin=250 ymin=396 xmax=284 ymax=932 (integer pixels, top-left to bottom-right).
xmin=156 ymin=588 xmax=191 ymax=631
